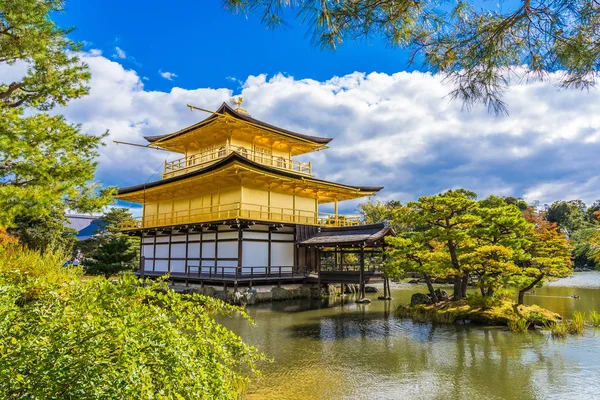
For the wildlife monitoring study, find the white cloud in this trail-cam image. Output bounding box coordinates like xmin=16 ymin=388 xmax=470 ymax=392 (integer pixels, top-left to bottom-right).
xmin=45 ymin=51 xmax=600 ymax=212
xmin=159 ymin=70 xmax=177 ymax=81
xmin=112 ymin=47 xmax=126 ymax=59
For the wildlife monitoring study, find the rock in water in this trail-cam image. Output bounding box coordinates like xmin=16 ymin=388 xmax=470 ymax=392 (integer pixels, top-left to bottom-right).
xmin=244 ymin=288 xmax=257 ymax=305
xmin=434 ymin=289 xmax=450 ymax=302
xmin=232 ymin=290 xmax=245 ymax=305
xmin=410 ymin=293 xmax=432 ymax=306
xmin=365 ymin=286 xmax=378 ymax=293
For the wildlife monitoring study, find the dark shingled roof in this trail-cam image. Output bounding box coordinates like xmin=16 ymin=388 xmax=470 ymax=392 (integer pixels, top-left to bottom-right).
xmin=144 ymin=102 xmax=333 ymax=145
xmin=299 ymin=222 xmax=392 ymax=246
xmin=117 ymin=152 xmax=383 ymax=195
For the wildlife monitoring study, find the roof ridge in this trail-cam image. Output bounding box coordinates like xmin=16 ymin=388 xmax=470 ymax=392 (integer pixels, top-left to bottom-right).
xmin=144 ymin=102 xmax=333 ymax=145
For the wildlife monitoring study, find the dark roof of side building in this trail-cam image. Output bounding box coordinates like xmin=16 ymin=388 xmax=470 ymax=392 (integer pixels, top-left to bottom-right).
xmin=299 ymin=221 xmax=393 ymax=246
xmin=117 ymin=152 xmax=383 ymax=195
xmin=144 ymin=102 xmax=333 ymax=145
xmin=66 ymin=214 xmax=104 ymax=241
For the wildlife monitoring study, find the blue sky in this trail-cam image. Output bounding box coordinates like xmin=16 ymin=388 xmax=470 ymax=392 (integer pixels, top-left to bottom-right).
xmin=22 ymin=0 xmax=597 ymax=214
xmin=55 ymin=0 xmax=412 ymax=92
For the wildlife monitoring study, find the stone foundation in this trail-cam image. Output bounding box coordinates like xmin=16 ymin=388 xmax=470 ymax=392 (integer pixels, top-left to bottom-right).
xmin=169 ymin=282 xmax=319 ymax=305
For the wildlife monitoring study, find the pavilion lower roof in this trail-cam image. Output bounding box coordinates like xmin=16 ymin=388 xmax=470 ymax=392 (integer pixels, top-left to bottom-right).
xmin=116 ymin=152 xmax=383 ymax=204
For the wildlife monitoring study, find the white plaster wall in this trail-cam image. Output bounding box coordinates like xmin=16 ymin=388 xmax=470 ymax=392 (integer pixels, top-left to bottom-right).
xmin=242 ymin=241 xmax=268 ymax=274
xmin=271 ymin=242 xmax=294 ymax=273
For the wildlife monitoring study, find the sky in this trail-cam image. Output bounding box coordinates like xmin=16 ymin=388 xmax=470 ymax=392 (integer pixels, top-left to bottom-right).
xmin=23 ymin=1 xmax=600 ymax=213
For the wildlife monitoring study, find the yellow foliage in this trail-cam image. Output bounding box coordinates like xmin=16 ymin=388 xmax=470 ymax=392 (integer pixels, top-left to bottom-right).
xmin=0 ymin=240 xmax=78 ymax=301
xmin=0 ymin=227 xmax=17 ymax=246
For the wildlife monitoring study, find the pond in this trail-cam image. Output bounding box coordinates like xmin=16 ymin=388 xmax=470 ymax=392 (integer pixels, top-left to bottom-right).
xmin=226 ymin=272 xmax=600 ymax=400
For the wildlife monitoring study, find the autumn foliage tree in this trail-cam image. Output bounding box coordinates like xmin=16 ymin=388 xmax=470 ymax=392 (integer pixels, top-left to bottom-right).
xmin=516 ymin=209 xmax=573 ymax=304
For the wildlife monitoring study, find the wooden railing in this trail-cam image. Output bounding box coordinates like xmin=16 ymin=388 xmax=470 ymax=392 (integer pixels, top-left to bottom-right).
xmin=163 ymin=145 xmax=311 ymax=177
xmin=180 ymin=265 xmax=305 ymax=280
xmin=121 ymin=202 xmax=361 ymax=230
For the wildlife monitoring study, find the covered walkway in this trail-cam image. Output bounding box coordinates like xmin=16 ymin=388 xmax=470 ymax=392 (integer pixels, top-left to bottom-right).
xmin=299 ymin=222 xmax=394 ymax=301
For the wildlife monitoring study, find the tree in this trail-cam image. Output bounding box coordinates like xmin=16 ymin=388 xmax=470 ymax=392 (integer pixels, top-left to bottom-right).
xmin=8 ymin=211 xmax=77 ymax=254
xmin=571 ymin=227 xmax=600 ymax=269
xmin=223 ymin=0 xmax=600 ymax=114
xmin=360 ymin=199 xmax=404 ymax=231
xmin=544 ymin=200 xmax=591 ymax=237
xmin=0 ymin=96 xmax=115 ymax=228
xmin=84 ymin=236 xmax=138 ymax=278
xmin=83 ymin=208 xmax=140 ymax=277
xmin=390 ymin=189 xmax=480 ymax=299
xmin=517 ymin=210 xmax=572 ymax=304
xmin=464 ymin=196 xmax=533 ymax=296
xmin=0 ymin=0 xmax=115 ymax=227
xmin=385 ymin=234 xmax=450 ymax=303
xmin=0 ymin=0 xmax=89 ymax=110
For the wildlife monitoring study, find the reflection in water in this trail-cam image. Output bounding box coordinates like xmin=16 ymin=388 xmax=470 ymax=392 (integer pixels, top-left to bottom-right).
xmin=222 ymin=273 xmax=600 ymax=400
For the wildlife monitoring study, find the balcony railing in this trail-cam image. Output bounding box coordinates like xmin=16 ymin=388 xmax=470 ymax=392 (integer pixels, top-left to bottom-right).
xmin=163 ymin=145 xmax=311 ymax=177
xmin=121 ymin=202 xmax=361 ymax=230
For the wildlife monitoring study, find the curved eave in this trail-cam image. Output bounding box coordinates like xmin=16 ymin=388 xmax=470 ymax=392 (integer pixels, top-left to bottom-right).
xmin=116 ymin=152 xmax=383 ymax=198
xmin=298 ymin=221 xmax=393 ymax=246
xmin=144 ymin=102 xmax=332 ymax=146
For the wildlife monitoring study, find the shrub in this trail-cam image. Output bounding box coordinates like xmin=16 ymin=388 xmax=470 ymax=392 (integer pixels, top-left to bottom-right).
xmin=0 ymin=242 xmax=264 ymax=399
xmin=466 ymin=291 xmax=509 ymax=310
xmin=0 ymin=242 xmax=76 ymax=301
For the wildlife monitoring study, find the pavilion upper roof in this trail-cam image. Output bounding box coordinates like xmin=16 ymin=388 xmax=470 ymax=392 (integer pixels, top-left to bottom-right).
xmin=144 ymin=103 xmax=332 ymax=155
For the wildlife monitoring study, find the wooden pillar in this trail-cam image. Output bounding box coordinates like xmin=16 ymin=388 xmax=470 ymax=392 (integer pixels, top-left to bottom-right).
xmin=268 ymin=228 xmax=272 ymax=275
xmin=382 ymin=248 xmax=390 ymax=298
xmin=140 ymin=255 xmax=146 ymax=286
xmin=334 ymin=246 xmax=338 ymax=270
xmin=237 ymin=225 xmax=243 ymax=274
xmin=316 ymin=247 xmax=321 ymax=288
xmin=359 ymin=244 xmax=365 ymax=300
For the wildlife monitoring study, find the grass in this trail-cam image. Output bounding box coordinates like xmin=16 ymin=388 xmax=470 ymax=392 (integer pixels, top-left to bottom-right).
xmin=508 ymin=318 xmax=531 ymax=333
xmin=547 ymin=321 xmax=570 ymax=338
xmin=569 ymin=311 xmax=586 ymax=334
xmin=545 ymin=310 xmax=587 ymax=338
xmin=589 ymin=310 xmax=600 ymax=327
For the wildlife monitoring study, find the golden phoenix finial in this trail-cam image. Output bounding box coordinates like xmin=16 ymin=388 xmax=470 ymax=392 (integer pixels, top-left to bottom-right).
xmin=230 ymin=96 xmax=248 ymax=115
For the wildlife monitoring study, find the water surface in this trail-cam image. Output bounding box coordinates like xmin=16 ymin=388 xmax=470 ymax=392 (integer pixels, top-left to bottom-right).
xmin=225 ymin=273 xmax=600 ymax=400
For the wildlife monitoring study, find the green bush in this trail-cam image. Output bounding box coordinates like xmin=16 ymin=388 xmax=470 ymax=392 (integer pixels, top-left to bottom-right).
xmin=466 ymin=293 xmax=505 ymax=310
xmin=0 ymin=243 xmax=264 ymax=399
xmin=527 ymin=311 xmax=548 ymax=326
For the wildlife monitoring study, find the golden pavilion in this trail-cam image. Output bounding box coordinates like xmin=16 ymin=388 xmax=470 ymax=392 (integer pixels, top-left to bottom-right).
xmin=117 ymin=100 xmax=392 ymax=298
